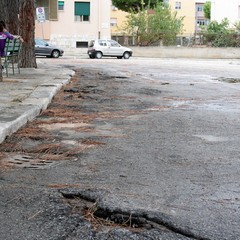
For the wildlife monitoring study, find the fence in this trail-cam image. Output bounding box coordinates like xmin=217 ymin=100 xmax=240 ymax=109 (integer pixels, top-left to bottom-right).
xmin=112 ymin=33 xmax=240 ymax=48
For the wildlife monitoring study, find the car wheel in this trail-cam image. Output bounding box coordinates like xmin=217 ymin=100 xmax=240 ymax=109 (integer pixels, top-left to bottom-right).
xmin=95 ymin=52 xmax=103 ymax=59
xmin=123 ymin=52 xmax=130 ymax=59
xmin=52 ymin=50 xmax=60 ymax=58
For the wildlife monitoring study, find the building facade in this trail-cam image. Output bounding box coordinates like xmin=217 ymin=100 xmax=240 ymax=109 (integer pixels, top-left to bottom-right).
xmin=167 ymin=0 xmax=208 ymax=35
xmin=110 ymin=5 xmax=128 ymax=36
xmin=110 ymin=4 xmax=129 ymax=45
xmin=35 ymin=0 xmax=240 ymax=48
xmin=168 ymin=0 xmax=195 ymax=35
xmin=211 ymin=0 xmax=240 ymax=26
xmin=110 ymin=0 xmax=208 ymax=42
xmin=35 ymin=0 xmax=111 ymax=48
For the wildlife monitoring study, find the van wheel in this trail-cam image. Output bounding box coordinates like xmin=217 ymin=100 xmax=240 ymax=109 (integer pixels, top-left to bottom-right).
xmin=95 ymin=52 xmax=103 ymax=59
xmin=123 ymin=52 xmax=130 ymax=59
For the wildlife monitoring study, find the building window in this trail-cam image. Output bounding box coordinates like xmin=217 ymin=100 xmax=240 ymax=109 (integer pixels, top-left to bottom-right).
xmin=76 ymin=41 xmax=88 ymax=48
xmin=36 ymin=0 xmax=58 ymax=20
xmin=197 ymin=5 xmax=203 ymax=12
xmin=75 ymin=2 xmax=90 ymax=22
xmin=36 ymin=0 xmax=49 ymax=20
xmin=175 ymin=1 xmax=181 ymax=10
xmin=58 ymin=1 xmax=64 ymax=10
xmin=197 ymin=19 xmax=208 ymax=26
xmin=110 ymin=18 xmax=117 ymax=27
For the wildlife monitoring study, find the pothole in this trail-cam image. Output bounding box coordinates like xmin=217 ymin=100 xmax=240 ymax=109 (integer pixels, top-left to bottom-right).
xmin=137 ymin=88 xmax=162 ymax=96
xmin=61 ymin=190 xmax=206 ymax=239
xmin=217 ymin=77 xmax=240 ymax=83
xmin=113 ymin=76 xmax=128 ymax=79
xmin=62 ymin=191 xmax=162 ymax=232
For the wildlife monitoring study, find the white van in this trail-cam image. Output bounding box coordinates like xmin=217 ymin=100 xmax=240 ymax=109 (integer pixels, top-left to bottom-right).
xmin=87 ymin=39 xmax=133 ymax=59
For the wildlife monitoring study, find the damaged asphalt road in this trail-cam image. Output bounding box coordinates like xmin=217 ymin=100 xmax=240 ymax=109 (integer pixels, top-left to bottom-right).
xmin=1 ymin=58 xmax=240 ymax=240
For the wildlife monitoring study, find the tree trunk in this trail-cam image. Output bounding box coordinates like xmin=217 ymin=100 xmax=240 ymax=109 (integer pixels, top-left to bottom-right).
xmin=0 ymin=0 xmax=19 ymax=34
xmin=19 ymin=0 xmax=37 ymax=68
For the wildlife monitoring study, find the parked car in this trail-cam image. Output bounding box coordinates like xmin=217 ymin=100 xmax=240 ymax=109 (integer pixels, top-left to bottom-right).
xmin=35 ymin=39 xmax=64 ymax=58
xmin=87 ymin=39 xmax=133 ymax=59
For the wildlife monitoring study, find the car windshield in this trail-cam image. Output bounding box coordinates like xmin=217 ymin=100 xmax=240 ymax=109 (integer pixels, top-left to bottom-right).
xmin=108 ymin=40 xmax=120 ymax=47
xmin=35 ymin=39 xmax=49 ymax=46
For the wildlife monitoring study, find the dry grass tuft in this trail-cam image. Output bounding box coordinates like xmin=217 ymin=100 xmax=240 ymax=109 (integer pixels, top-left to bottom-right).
xmin=82 ymin=203 xmax=137 ymax=231
xmin=33 ymin=143 xmax=63 ymax=155
xmin=16 ymin=126 xmax=52 ymax=141
xmin=0 ymin=152 xmax=11 ymax=170
xmin=0 ymin=141 xmax=26 ymax=153
xmin=0 ymin=161 xmax=12 ymax=170
xmin=42 ymin=108 xmax=83 ymax=119
xmin=81 ymin=139 xmax=105 ymax=146
xmin=0 ymin=152 xmax=5 ymax=158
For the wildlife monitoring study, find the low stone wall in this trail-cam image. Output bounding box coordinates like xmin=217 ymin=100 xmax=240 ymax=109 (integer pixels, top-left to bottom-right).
xmin=64 ymin=46 xmax=240 ymax=59
xmin=131 ymin=46 xmax=240 ymax=59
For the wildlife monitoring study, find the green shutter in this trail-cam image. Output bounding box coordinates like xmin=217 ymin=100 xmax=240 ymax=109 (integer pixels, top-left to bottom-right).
xmin=58 ymin=1 xmax=64 ymax=6
xmin=75 ymin=2 xmax=90 ymax=16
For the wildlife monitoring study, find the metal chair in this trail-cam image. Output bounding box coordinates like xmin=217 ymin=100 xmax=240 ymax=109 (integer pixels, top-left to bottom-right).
xmin=4 ymin=38 xmax=22 ymax=77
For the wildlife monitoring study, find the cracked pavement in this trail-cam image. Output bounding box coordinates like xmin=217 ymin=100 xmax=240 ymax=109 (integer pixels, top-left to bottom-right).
xmin=1 ymin=57 xmax=240 ymax=239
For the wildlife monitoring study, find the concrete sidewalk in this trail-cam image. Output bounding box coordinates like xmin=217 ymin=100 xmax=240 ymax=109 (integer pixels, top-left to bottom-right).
xmin=0 ymin=61 xmax=74 ymax=144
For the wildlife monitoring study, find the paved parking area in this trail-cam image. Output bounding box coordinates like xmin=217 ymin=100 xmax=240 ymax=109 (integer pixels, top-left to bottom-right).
xmin=1 ymin=57 xmax=240 ymax=239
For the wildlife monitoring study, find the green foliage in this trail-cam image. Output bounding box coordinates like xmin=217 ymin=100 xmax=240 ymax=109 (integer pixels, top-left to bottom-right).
xmin=122 ymin=1 xmax=184 ymax=46
xmin=112 ymin=0 xmax=161 ymax=13
xmin=203 ymin=1 xmax=211 ymax=19
xmin=206 ymin=18 xmax=229 ymax=34
xmin=201 ymin=18 xmax=240 ymax=47
xmin=234 ymin=21 xmax=240 ymax=33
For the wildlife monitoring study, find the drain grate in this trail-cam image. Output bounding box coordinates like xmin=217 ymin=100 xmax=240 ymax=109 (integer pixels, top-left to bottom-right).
xmin=2 ymin=154 xmax=62 ymax=169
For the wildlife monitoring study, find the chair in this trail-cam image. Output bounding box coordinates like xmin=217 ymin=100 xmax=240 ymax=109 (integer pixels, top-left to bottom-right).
xmin=4 ymin=38 xmax=22 ymax=77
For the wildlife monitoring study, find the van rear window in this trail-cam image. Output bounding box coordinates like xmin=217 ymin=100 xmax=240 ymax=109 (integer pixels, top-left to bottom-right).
xmin=88 ymin=40 xmax=95 ymax=47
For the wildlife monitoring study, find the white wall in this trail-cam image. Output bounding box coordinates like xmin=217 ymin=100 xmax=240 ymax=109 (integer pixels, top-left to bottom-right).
xmin=211 ymin=0 xmax=240 ymax=26
xmin=36 ymin=0 xmax=111 ymax=48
